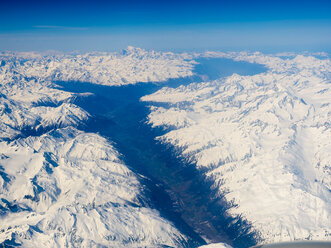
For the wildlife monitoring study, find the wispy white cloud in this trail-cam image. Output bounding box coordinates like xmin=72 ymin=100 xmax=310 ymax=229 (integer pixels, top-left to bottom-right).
xmin=34 ymin=25 xmax=88 ymax=30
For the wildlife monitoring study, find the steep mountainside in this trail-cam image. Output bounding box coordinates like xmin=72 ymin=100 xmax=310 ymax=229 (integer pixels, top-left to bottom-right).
xmin=0 ymin=48 xmax=196 ymax=247
xmin=142 ymin=53 xmax=331 ymax=243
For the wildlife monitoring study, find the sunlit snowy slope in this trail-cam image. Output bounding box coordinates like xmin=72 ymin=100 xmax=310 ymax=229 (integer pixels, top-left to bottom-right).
xmin=142 ymin=52 xmax=331 ymax=244
xmin=0 ymin=48 xmax=195 ymax=247
xmin=199 ymin=243 xmax=233 ymax=248
xmin=0 ymin=128 xmax=189 ymax=247
xmin=1 ymin=47 xmax=330 ymax=247
xmin=1 ymin=46 xmax=194 ymax=86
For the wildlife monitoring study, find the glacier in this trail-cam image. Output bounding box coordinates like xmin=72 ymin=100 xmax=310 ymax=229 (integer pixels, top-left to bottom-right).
xmin=142 ymin=52 xmax=331 ymax=244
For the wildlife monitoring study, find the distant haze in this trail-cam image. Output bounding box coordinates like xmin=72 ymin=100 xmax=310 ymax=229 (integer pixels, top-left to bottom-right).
xmin=1 ymin=0 xmax=330 ymax=53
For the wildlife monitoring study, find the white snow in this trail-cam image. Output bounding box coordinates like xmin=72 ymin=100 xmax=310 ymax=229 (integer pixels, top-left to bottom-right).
xmin=1 ymin=47 xmax=195 ymax=86
xmin=0 ymin=78 xmax=89 ymax=141
xmin=2 ymin=47 xmax=330 ymax=246
xmin=0 ymin=127 xmax=187 ymax=247
xmin=199 ymin=243 xmax=233 ymax=248
xmin=0 ymin=47 xmax=196 ymax=247
xmin=0 ymin=47 xmax=195 ymax=142
xmin=142 ymin=52 xmax=331 ymax=244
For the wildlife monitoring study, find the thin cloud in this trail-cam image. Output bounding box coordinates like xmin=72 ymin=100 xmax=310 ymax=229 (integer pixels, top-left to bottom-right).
xmin=34 ymin=25 xmax=88 ymax=30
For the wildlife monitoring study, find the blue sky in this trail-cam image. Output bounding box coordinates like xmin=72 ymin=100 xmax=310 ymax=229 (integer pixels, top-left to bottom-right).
xmin=1 ymin=0 xmax=330 ymax=52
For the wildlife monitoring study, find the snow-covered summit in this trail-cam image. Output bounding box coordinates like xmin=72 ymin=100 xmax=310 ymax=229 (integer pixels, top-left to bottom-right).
xmin=142 ymin=53 xmax=331 ymax=244
xmin=0 ymin=47 xmax=195 ymax=86
xmin=0 ymin=47 xmax=195 ymax=141
xmin=1 ymin=47 xmax=330 ymax=247
xmin=0 ymin=48 xmax=198 ymax=247
xmin=0 ymin=127 xmax=188 ymax=247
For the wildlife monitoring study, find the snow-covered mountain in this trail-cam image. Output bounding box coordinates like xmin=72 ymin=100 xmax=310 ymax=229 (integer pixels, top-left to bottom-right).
xmin=0 ymin=48 xmax=196 ymax=247
xmin=0 ymin=47 xmax=194 ymax=142
xmin=199 ymin=244 xmax=233 ymax=248
xmin=0 ymin=127 xmax=188 ymax=247
xmin=0 ymin=46 xmax=195 ymax=87
xmin=142 ymin=52 xmax=331 ymax=244
xmin=1 ymin=47 xmax=330 ymax=247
